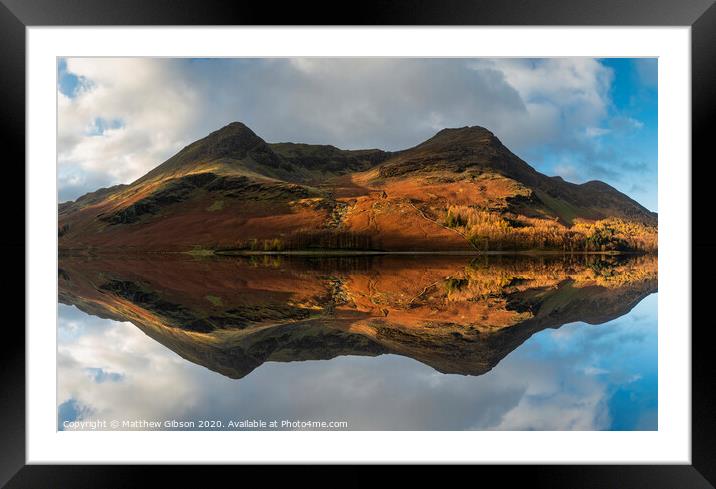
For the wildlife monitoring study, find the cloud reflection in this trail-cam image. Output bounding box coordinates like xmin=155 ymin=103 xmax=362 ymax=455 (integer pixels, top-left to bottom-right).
xmin=57 ymin=294 xmax=657 ymax=431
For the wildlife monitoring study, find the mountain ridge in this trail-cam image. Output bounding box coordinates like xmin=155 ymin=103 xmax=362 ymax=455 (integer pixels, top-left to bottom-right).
xmin=58 ymin=121 xmax=657 ymax=253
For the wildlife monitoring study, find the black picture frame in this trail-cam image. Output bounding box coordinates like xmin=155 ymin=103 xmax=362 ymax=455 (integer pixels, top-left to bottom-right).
xmin=2 ymin=0 xmax=714 ymax=486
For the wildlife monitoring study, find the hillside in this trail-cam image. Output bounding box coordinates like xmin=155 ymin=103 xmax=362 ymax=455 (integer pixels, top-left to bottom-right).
xmin=58 ymin=122 xmax=657 ymax=252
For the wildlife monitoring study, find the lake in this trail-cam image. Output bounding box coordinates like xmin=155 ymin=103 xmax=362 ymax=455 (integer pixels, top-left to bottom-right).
xmin=58 ymin=253 xmax=657 ymax=430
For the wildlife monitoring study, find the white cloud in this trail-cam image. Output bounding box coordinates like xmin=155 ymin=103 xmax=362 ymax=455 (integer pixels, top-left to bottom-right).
xmin=610 ymin=115 xmax=644 ymax=132
xmin=58 ymin=316 xmax=199 ymax=426
xmin=586 ymin=127 xmax=611 ymax=138
xmin=59 ymin=58 xmax=201 ymax=192
xmin=58 ymin=57 xmax=621 ymax=201
xmin=634 ymin=58 xmax=657 ymax=87
xmin=553 ymin=163 xmax=580 ymax=181
xmin=470 ymin=58 xmax=613 ymax=146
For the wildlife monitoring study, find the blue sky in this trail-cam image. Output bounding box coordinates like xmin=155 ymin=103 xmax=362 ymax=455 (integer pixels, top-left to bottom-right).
xmin=58 ymin=58 xmax=657 ymax=210
xmin=520 ymin=58 xmax=657 ymax=209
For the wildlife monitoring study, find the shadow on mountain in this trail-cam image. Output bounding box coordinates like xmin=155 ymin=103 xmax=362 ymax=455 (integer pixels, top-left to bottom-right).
xmin=58 ymin=253 xmax=657 ymax=379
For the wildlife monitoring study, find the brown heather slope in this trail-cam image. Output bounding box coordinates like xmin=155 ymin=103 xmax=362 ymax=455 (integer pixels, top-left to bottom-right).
xmin=59 ymin=254 xmax=657 ymax=378
xmin=58 ymin=122 xmax=657 ymax=252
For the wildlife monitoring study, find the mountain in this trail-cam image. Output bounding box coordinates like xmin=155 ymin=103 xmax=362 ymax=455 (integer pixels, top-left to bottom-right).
xmin=58 ymin=122 xmax=657 ymax=252
xmin=59 ymin=253 xmax=657 ymax=378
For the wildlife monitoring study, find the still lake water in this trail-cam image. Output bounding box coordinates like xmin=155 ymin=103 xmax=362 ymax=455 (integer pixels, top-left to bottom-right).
xmin=58 ymin=253 xmax=657 ymax=431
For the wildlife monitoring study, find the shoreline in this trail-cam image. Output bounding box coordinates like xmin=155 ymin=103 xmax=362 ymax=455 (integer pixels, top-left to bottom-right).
xmin=59 ymin=248 xmax=654 ymax=257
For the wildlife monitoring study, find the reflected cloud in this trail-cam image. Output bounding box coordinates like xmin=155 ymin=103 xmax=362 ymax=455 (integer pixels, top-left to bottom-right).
xmin=84 ymin=367 xmax=124 ymax=383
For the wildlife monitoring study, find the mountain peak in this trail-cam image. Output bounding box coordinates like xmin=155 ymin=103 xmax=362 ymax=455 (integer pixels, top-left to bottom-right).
xmin=178 ymin=121 xmax=267 ymax=161
xmin=203 ymin=121 xmax=263 ymax=146
xmin=437 ymin=125 xmax=494 ymax=136
xmin=581 ymin=180 xmax=615 ymax=191
xmin=417 ymin=125 xmax=499 ymax=150
xmin=133 ymin=121 xmax=272 ymax=184
xmin=376 ymin=123 xmax=532 ymax=182
xmin=213 ymin=120 xmax=253 ymax=133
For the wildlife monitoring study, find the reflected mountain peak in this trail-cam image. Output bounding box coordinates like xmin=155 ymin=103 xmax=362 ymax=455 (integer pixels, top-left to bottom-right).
xmin=59 ymin=253 xmax=657 ymax=379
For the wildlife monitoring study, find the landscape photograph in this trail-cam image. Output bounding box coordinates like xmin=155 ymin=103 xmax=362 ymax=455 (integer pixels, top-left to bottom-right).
xmin=58 ymin=57 xmax=658 ymax=431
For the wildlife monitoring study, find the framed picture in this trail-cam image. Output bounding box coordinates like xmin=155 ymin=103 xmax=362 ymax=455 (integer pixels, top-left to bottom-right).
xmin=5 ymin=0 xmax=714 ymax=485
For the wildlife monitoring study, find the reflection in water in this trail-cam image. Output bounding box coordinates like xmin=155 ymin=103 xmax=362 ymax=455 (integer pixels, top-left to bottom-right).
xmin=58 ymin=253 xmax=657 ymax=430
